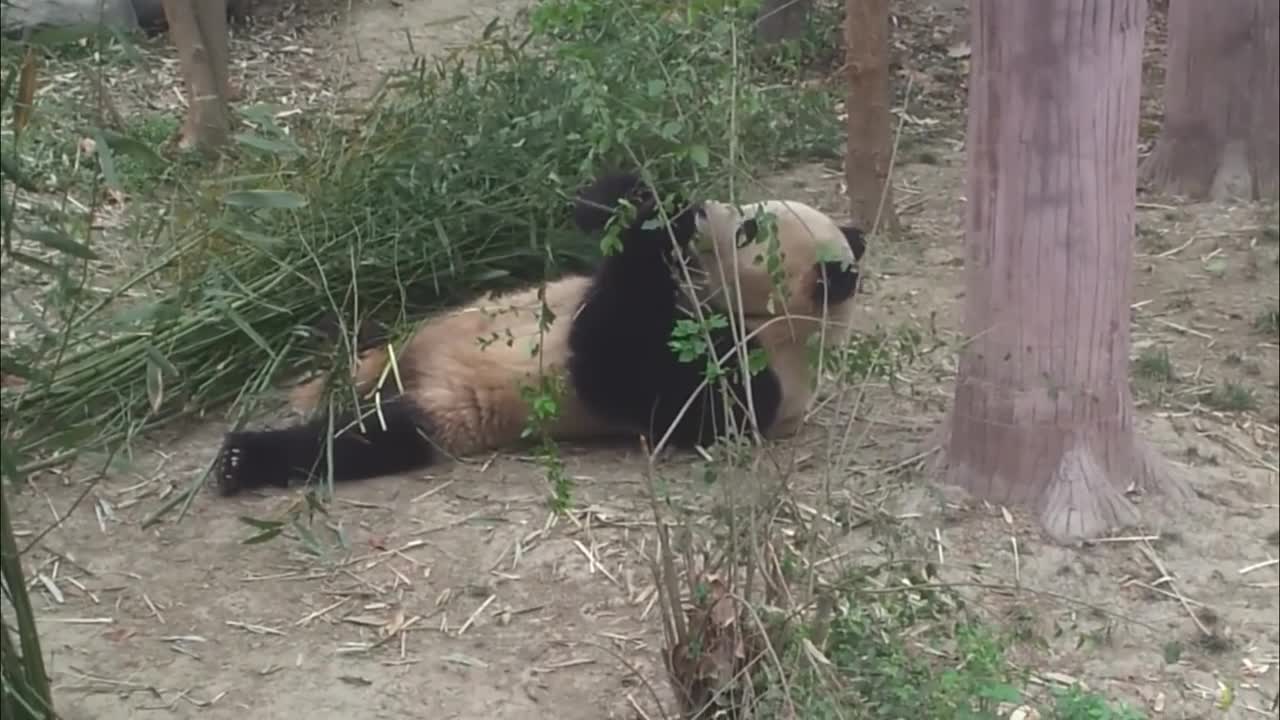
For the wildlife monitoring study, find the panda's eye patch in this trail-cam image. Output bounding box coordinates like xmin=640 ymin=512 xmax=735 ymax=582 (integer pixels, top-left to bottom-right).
xmin=736 ymin=218 xmax=759 ymax=246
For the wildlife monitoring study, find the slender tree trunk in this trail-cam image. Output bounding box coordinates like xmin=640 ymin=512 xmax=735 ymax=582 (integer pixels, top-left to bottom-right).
xmin=161 ymin=0 xmax=231 ymax=154
xmin=934 ymin=0 xmax=1191 ymax=543
xmin=755 ymin=0 xmax=811 ymax=45
xmin=1140 ymin=0 xmax=1279 ymax=201
xmin=844 ymin=0 xmax=900 ymax=237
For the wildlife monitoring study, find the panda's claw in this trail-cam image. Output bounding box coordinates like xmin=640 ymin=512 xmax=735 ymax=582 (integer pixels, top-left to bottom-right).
xmin=213 ymin=434 xmax=247 ymax=496
xmin=214 ymin=431 xmax=290 ymax=497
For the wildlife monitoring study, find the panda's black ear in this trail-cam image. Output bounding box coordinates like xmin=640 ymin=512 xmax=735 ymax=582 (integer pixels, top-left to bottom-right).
xmin=813 ymin=262 xmax=859 ymax=305
xmin=572 ymin=172 xmax=652 ymax=233
xmin=841 ymin=226 xmax=867 ymax=261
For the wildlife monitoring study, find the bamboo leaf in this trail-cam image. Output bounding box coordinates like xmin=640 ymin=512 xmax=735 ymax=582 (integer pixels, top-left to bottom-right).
xmin=92 ymin=128 xmax=122 ymax=191
xmin=142 ymin=343 xmax=179 ymax=377
xmin=217 ymin=220 xmax=287 ymax=250
xmin=234 ymin=132 xmax=304 ymax=157
xmin=100 ymin=130 xmax=165 ymax=166
xmin=7 ymin=251 xmax=57 ymax=276
xmin=24 ymin=228 xmax=98 ymax=260
xmin=241 ymin=526 xmax=286 ymax=545
xmin=0 ymin=152 xmax=38 ymax=191
xmin=222 ymin=190 xmax=308 ymax=210
xmin=23 ymin=24 xmax=100 ymax=47
xmin=219 ymin=302 xmax=276 ymax=358
xmin=238 ymin=516 xmax=285 ymax=531
xmin=145 ymin=356 xmax=164 ymax=414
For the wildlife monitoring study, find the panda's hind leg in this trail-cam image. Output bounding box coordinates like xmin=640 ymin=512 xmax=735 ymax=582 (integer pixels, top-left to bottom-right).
xmin=215 ymin=396 xmax=436 ymax=496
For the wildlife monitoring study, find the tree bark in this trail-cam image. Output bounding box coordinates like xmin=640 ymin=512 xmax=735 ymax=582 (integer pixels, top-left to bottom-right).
xmin=755 ymin=0 xmax=811 ymax=45
xmin=843 ymin=0 xmax=900 ymax=238
xmin=161 ymin=0 xmax=232 ymax=154
xmin=934 ymin=0 xmax=1191 ymax=543
xmin=1140 ymin=0 xmax=1279 ymax=201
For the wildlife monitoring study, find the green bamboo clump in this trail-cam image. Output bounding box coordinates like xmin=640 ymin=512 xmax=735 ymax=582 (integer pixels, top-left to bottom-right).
xmin=0 ymin=4 xmax=840 ymax=466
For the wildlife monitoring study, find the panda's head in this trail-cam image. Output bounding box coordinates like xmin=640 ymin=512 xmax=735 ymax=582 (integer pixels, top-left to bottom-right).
xmin=686 ymin=199 xmax=866 ymax=346
xmin=572 ymin=172 xmax=866 ymax=347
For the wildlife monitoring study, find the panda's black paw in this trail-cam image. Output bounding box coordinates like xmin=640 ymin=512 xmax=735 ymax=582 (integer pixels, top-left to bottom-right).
xmin=214 ymin=431 xmax=290 ymax=497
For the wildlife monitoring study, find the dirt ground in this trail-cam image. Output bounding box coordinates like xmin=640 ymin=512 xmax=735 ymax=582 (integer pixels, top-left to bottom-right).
xmin=3 ymin=1 xmax=1278 ymax=719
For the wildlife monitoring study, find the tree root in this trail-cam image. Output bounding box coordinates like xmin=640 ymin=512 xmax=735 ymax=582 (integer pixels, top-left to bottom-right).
xmin=922 ymin=414 xmax=1194 ymax=544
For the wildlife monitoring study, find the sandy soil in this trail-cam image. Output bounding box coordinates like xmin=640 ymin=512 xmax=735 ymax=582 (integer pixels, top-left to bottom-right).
xmin=4 ymin=1 xmax=1277 ymax=719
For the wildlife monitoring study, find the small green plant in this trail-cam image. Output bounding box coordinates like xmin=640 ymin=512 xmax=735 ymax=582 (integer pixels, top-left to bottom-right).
xmin=819 ymin=324 xmax=927 ymax=387
xmin=1136 ymin=223 xmax=1170 ymax=253
xmin=754 ymin=566 xmax=1146 ymax=720
xmin=1132 ymin=346 xmax=1178 ymax=404
xmin=1254 ymin=306 xmax=1279 ymax=337
xmin=1200 ymin=381 xmax=1257 ymax=412
xmin=1133 ymin=346 xmax=1175 ymax=383
xmin=236 ymin=490 xmax=349 ymax=558
xmin=1 ymin=456 xmax=57 ymax=720
xmin=1051 ymin=686 xmax=1146 ymax=720
xmin=520 ymin=371 xmax=572 ymax=511
xmin=517 ymin=280 xmax=575 ymax=511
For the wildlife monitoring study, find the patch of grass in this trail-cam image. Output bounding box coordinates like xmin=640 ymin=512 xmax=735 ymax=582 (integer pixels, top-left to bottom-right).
xmin=1 ymin=1 xmax=844 ymax=470
xmin=648 ymin=447 xmax=1146 ymax=720
xmin=819 ymin=323 xmax=940 ymax=391
xmin=757 ymin=567 xmax=1147 ymax=719
xmin=1200 ymin=381 xmax=1257 ymax=412
xmin=1052 ymin=687 xmax=1147 ymax=720
xmin=1136 ymin=223 xmax=1170 ymax=253
xmin=1254 ymin=306 xmax=1279 ymax=337
xmin=1258 ymin=203 xmax=1278 ymax=245
xmin=1132 ymin=346 xmax=1177 ymax=405
xmin=1133 ymin=346 xmax=1175 ymax=383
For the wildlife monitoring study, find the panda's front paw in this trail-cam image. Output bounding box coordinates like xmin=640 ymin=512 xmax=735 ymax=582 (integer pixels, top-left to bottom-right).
xmin=213 ymin=431 xmax=287 ymax=497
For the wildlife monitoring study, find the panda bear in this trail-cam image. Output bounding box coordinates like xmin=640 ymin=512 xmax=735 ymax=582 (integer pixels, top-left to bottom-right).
xmin=213 ymin=172 xmax=867 ymax=496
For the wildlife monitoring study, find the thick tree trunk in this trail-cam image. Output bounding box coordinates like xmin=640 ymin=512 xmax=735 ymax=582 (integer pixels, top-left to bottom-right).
xmin=1140 ymin=0 xmax=1279 ymax=201
xmin=161 ymin=0 xmax=232 ymax=154
xmin=844 ymin=0 xmax=900 ymax=237
xmin=935 ymin=0 xmax=1191 ymax=543
xmin=755 ymin=0 xmax=811 ymax=45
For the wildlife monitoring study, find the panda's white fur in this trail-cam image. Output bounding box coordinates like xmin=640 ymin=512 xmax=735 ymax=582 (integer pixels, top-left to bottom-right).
xmin=214 ymin=173 xmax=866 ymax=495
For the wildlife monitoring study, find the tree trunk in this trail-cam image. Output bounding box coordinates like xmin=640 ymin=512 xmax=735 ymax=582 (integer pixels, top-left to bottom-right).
xmin=755 ymin=0 xmax=811 ymax=45
xmin=1140 ymin=0 xmax=1279 ymax=201
xmin=935 ymin=0 xmax=1192 ymax=543
xmin=844 ymin=0 xmax=900 ymax=238
xmin=161 ymin=0 xmax=231 ymax=154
